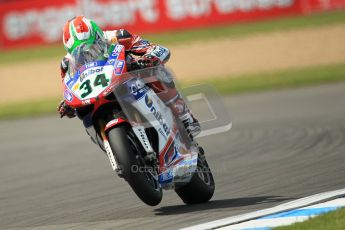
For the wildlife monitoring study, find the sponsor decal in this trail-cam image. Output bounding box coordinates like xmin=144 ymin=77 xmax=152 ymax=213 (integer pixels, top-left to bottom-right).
xmin=114 ymin=60 xmax=125 ymax=75
xmin=104 ymin=140 xmax=119 ymax=171
xmin=82 ymin=99 xmax=91 ymax=105
xmin=110 ymin=52 xmax=118 ymax=58
xmin=152 ymin=46 xmax=168 ymax=58
xmin=134 ymin=127 xmax=152 ymax=151
xmin=80 ymin=67 xmax=104 ymax=82
xmin=114 ymin=44 xmax=123 ymax=54
xmin=130 ymin=80 xmax=148 ymax=100
xmin=145 ymin=94 xmax=171 ymax=136
xmin=140 ymin=40 xmax=151 ymax=46
xmin=106 ymin=58 xmax=115 ymax=65
xmin=73 ymin=83 xmax=80 ymax=91
xmin=65 ymin=74 xmax=78 ymax=89
xmin=85 ymin=61 xmax=98 ymax=68
xmin=64 ymin=89 xmax=73 ymax=102
xmin=159 ymin=169 xmax=173 ymax=182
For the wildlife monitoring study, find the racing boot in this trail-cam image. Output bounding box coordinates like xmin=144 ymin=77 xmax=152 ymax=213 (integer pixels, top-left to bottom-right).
xmin=148 ymin=79 xmax=201 ymax=138
xmin=167 ymin=93 xmax=201 ymax=138
xmin=179 ymin=111 xmax=201 ymax=138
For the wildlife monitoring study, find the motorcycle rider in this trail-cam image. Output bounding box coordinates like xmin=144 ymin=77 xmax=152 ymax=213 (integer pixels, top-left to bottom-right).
xmin=58 ymin=16 xmax=201 ymax=137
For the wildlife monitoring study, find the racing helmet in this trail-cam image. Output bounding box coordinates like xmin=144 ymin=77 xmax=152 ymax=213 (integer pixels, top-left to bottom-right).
xmin=62 ymin=16 xmax=106 ymax=54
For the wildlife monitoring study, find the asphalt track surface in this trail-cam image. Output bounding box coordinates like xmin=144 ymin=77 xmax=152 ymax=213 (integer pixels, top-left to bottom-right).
xmin=1 ymin=83 xmax=345 ymax=230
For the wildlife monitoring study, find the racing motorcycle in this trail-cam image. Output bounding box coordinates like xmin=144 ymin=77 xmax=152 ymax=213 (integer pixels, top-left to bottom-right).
xmin=62 ymin=42 xmax=215 ymax=206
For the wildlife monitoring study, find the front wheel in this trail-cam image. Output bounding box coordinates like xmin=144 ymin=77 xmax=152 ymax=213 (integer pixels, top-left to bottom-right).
xmin=175 ymin=151 xmax=215 ymax=204
xmin=107 ymin=125 xmax=162 ymax=206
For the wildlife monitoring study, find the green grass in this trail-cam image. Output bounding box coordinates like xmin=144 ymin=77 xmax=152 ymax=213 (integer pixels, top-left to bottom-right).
xmin=1 ymin=10 xmax=345 ymax=65
xmin=189 ymin=63 xmax=345 ymax=95
xmin=0 ymin=44 xmax=65 ymax=65
xmin=0 ymin=98 xmax=60 ymax=119
xmin=275 ymin=208 xmax=345 ymax=230
xmin=1 ymin=63 xmax=344 ymax=119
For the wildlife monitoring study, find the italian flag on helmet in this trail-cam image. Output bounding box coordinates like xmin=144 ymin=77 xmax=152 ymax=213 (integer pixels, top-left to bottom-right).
xmin=63 ymin=16 xmax=104 ymax=54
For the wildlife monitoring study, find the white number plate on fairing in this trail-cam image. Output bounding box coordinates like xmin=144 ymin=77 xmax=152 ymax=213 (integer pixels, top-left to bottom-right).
xmin=68 ymin=65 xmax=113 ymax=100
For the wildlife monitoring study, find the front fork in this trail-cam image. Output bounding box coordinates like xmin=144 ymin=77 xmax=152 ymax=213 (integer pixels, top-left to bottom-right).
xmin=99 ymin=119 xmax=158 ymax=177
xmin=98 ymin=120 xmax=121 ymax=175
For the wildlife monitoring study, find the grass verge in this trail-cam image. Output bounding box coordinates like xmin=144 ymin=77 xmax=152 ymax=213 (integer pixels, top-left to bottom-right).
xmin=0 ymin=98 xmax=60 ymax=120
xmin=186 ymin=63 xmax=345 ymax=95
xmin=275 ymin=208 xmax=345 ymax=230
xmin=1 ymin=63 xmax=344 ymax=119
xmin=1 ymin=10 xmax=345 ymax=65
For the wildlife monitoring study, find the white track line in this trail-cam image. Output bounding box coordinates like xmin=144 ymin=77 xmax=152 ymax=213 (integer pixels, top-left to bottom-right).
xmin=219 ymin=216 xmax=311 ymax=229
xmin=219 ymin=197 xmax=345 ymax=229
xmin=181 ymin=188 xmax=345 ymax=230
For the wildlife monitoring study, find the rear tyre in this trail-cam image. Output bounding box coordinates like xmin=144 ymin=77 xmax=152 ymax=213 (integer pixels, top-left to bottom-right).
xmin=175 ymin=153 xmax=215 ymax=204
xmin=107 ymin=125 xmax=162 ymax=206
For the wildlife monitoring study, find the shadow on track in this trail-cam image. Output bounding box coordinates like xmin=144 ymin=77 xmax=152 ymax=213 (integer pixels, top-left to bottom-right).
xmin=154 ymin=196 xmax=293 ymax=215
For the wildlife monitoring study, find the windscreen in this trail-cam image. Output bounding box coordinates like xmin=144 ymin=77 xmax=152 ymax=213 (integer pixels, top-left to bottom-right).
xmin=112 ymin=66 xmax=232 ymax=140
xmin=68 ymin=38 xmax=108 ymax=76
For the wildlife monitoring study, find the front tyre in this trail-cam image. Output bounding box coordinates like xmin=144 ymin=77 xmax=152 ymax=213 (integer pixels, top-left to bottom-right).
xmin=175 ymin=153 xmax=215 ymax=204
xmin=107 ymin=125 xmax=162 ymax=206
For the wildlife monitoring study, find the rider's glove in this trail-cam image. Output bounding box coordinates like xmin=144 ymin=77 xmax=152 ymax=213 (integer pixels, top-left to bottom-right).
xmin=57 ymin=100 xmax=76 ymax=118
xmin=137 ymin=54 xmax=161 ymax=68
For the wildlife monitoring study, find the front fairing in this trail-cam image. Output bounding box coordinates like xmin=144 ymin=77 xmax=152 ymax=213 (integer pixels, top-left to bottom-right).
xmin=62 ymin=44 xmax=127 ymax=108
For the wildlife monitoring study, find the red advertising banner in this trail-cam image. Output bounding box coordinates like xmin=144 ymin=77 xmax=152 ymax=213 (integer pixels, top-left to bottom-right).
xmin=0 ymin=0 xmax=77 ymax=49
xmin=301 ymin=0 xmax=345 ymax=13
xmin=0 ymin=0 xmax=344 ymax=50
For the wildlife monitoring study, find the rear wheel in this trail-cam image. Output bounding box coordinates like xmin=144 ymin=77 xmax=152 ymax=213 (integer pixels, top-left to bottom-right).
xmin=107 ymin=125 xmax=162 ymax=206
xmin=175 ymin=149 xmax=215 ymax=204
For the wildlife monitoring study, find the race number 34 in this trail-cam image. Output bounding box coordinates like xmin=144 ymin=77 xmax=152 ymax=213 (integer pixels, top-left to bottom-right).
xmin=79 ymin=74 xmax=109 ymax=98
